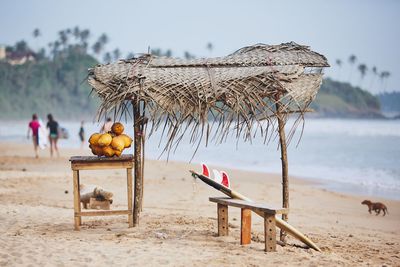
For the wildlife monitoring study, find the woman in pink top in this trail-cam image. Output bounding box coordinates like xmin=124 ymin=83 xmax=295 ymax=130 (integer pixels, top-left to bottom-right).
xmin=27 ymin=114 xmax=40 ymax=158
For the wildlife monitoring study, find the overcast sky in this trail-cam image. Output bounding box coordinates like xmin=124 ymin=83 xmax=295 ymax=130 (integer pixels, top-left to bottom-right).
xmin=1 ymin=0 xmax=399 ymax=93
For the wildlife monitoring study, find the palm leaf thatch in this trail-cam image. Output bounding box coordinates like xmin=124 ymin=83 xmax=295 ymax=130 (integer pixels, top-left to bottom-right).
xmin=88 ymin=42 xmax=329 ymax=153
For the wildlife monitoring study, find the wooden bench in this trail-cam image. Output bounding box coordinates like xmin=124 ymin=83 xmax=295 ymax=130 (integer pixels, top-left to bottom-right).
xmin=209 ymin=197 xmax=288 ymax=252
xmin=69 ymin=155 xmax=134 ymax=230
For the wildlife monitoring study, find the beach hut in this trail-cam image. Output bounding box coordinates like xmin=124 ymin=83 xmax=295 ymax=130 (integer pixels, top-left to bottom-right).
xmin=88 ymin=42 xmax=329 ymax=241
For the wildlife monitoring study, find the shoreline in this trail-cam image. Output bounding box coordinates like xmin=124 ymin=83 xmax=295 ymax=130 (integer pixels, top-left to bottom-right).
xmin=1 ymin=140 xmax=398 ymax=202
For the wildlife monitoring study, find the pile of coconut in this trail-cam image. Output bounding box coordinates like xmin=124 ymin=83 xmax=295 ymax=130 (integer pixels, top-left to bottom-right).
xmin=88 ymin=122 xmax=133 ymax=157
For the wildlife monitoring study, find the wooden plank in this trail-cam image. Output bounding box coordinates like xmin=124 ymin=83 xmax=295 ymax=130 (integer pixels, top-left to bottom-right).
xmin=71 ymin=161 xmax=133 ymax=170
xmin=209 ymin=197 xmax=288 ymax=214
xmin=69 ymin=154 xmax=134 ymax=163
xmin=217 ymin=203 xmax=228 ymax=236
xmin=241 ymin=208 xmax=252 ymax=245
xmin=264 ymin=212 xmax=277 ymax=252
xmin=73 ymin=170 xmax=80 ymax=230
xmin=127 ymin=168 xmax=133 ymax=227
xmin=77 ymin=210 xmax=131 ymax=216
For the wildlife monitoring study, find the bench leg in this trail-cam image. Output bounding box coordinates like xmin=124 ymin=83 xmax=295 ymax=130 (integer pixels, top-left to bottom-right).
xmin=73 ymin=170 xmax=81 ymax=230
xmin=264 ymin=213 xmax=276 ymax=252
xmin=217 ymin=203 xmax=228 ymax=236
xmin=241 ymin=208 xmax=251 ymax=245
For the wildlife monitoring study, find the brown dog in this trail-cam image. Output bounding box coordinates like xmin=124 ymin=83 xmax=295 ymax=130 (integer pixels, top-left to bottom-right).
xmin=361 ymin=200 xmax=388 ymax=216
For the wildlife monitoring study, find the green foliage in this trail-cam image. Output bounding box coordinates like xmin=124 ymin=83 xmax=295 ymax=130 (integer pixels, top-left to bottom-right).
xmin=311 ymin=78 xmax=382 ymax=118
xmin=0 ymin=49 xmax=100 ymax=120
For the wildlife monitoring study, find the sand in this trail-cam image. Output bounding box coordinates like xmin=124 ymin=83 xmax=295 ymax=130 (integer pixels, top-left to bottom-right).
xmin=0 ymin=141 xmax=399 ymax=266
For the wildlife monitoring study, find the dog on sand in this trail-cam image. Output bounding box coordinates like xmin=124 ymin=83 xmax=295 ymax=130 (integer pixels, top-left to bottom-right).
xmin=361 ymin=200 xmax=388 ymax=216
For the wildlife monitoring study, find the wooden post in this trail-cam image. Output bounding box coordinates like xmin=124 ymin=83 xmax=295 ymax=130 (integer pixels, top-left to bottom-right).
xmin=127 ymin=168 xmax=133 ymax=227
xmin=132 ymin=100 xmax=142 ymax=226
xmin=275 ymin=94 xmax=289 ymax=242
xmin=217 ymin=203 xmax=228 ymax=236
xmin=240 ymin=208 xmax=252 ymax=245
xmin=264 ymin=213 xmax=277 ymax=252
xmin=73 ymin=170 xmax=81 ymax=230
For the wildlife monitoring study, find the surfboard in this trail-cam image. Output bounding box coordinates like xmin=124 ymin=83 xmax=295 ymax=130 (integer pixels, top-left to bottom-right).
xmin=190 ymin=168 xmax=321 ymax=252
xmin=38 ymin=119 xmax=47 ymax=149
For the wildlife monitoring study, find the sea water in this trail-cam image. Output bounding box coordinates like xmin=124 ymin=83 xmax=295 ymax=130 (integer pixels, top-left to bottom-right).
xmin=1 ymin=118 xmax=399 ymax=200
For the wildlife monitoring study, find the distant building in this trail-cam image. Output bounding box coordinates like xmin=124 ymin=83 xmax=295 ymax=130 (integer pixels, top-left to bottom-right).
xmin=0 ymin=45 xmax=6 ymax=60
xmin=6 ymin=50 xmax=36 ymax=65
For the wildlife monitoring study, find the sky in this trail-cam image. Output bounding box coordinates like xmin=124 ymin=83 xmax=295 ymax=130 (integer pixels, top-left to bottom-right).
xmin=1 ymin=0 xmax=399 ymax=93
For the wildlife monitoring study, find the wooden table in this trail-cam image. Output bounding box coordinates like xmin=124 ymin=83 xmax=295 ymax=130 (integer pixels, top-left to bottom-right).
xmin=69 ymin=155 xmax=134 ymax=230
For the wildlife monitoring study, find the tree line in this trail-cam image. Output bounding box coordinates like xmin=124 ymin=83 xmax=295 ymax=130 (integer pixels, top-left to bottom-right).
xmin=334 ymin=55 xmax=391 ymax=94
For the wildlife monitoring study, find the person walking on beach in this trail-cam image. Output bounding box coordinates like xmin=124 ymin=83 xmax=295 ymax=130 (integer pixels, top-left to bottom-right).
xmin=27 ymin=114 xmax=40 ymax=158
xmin=47 ymin=113 xmax=60 ymax=157
xmin=100 ymin=117 xmax=113 ymax=133
xmin=79 ymin=120 xmax=85 ymax=149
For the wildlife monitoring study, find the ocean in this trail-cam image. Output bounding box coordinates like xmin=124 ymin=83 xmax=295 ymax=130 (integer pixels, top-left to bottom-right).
xmin=1 ymin=118 xmax=399 ymax=200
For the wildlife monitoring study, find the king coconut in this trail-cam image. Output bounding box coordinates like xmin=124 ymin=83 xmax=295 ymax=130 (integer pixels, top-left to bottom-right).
xmin=89 ymin=122 xmax=133 ymax=157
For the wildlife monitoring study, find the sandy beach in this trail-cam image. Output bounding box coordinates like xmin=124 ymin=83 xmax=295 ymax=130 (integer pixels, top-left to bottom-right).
xmin=0 ymin=141 xmax=399 ymax=266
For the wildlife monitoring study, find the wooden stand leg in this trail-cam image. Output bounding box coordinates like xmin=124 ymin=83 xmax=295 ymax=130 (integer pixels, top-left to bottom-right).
xmin=217 ymin=204 xmax=228 ymax=236
xmin=241 ymin=208 xmax=252 ymax=245
xmin=127 ymin=168 xmax=133 ymax=227
xmin=264 ymin=213 xmax=277 ymax=252
xmin=73 ymin=170 xmax=81 ymax=230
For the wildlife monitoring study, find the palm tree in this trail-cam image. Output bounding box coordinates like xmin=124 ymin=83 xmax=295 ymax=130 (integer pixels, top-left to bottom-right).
xmin=126 ymin=52 xmax=135 ymax=59
xmin=369 ymin=66 xmax=378 ymax=93
xmin=206 ymin=42 xmax=213 ymax=55
xmin=357 ymin=64 xmax=368 ymax=88
xmin=380 ymin=71 xmax=391 ymax=92
xmin=58 ymin=30 xmax=68 ymax=48
xmin=32 ymin=28 xmax=41 ymax=52
xmin=99 ymin=33 xmax=109 ymax=46
xmin=165 ymin=49 xmax=172 ymax=57
xmin=335 ymin=59 xmax=342 ymax=80
xmin=79 ymin=29 xmax=90 ymax=44
xmin=348 ymin=54 xmax=357 ymax=83
xmin=33 ymin=28 xmax=41 ymax=38
xmin=184 ymin=51 xmax=195 ymax=59
xmin=113 ymin=48 xmax=121 ymax=61
xmin=73 ymin=26 xmax=80 ymax=41
xmin=92 ymin=41 xmax=102 ymax=55
xmin=103 ymin=52 xmax=112 ymax=63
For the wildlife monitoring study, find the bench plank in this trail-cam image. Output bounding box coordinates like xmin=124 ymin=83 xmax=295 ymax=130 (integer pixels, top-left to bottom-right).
xmin=209 ymin=197 xmax=288 ymax=215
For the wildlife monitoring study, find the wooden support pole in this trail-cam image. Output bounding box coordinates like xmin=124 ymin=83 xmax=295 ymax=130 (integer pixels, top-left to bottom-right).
xmin=275 ymin=94 xmax=289 ymax=243
xmin=217 ymin=203 xmax=229 ymax=236
xmin=127 ymin=168 xmax=133 ymax=227
xmin=240 ymin=208 xmax=252 ymax=245
xmin=132 ymin=100 xmax=142 ymax=227
xmin=73 ymin=170 xmax=81 ymax=230
xmin=264 ymin=212 xmax=277 ymax=252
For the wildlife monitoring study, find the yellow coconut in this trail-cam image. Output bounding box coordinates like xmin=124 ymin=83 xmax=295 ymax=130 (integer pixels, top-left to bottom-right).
xmin=111 ymin=122 xmax=124 ymax=136
xmin=114 ymin=149 xmax=122 ymax=157
xmin=120 ymin=134 xmax=133 ymax=148
xmin=90 ymin=145 xmax=104 ymax=156
xmin=102 ymin=146 xmax=115 ymax=157
xmin=88 ymin=133 xmax=102 ymax=146
xmin=111 ymin=136 xmax=125 ymax=152
xmin=98 ymin=133 xmax=112 ymax=147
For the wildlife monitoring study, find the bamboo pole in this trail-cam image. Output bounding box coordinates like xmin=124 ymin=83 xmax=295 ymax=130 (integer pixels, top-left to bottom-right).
xmin=132 ymin=99 xmax=142 ymax=226
xmin=275 ymin=94 xmax=289 ymax=243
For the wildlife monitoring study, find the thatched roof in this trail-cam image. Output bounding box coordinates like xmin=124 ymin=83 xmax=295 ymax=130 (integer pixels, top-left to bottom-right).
xmin=88 ymin=42 xmax=329 ymax=153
